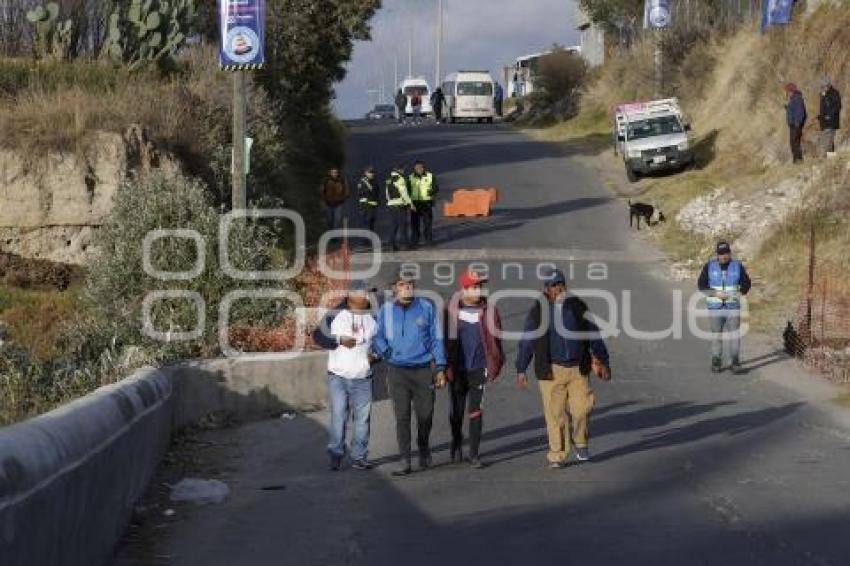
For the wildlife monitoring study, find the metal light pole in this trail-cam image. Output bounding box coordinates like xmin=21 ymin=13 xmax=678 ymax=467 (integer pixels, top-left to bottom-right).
xmin=232 ymin=71 xmax=247 ymax=211
xmin=435 ymin=0 xmax=444 ymax=87
xmin=654 ymin=28 xmax=663 ymax=98
xmin=408 ymin=27 xmax=413 ymax=78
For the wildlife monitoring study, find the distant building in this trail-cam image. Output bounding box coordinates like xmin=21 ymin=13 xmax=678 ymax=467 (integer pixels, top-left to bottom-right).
xmin=577 ymin=8 xmax=605 ymax=67
xmin=503 ymin=47 xmax=582 ymax=98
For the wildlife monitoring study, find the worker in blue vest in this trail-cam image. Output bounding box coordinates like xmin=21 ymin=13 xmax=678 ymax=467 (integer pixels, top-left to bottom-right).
xmin=697 ymin=241 xmax=752 ymax=374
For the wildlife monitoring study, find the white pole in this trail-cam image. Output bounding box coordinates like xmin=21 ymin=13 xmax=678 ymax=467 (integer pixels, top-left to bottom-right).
xmin=435 ymin=0 xmax=443 ymax=87
xmin=654 ymin=29 xmax=663 ymax=98
xmin=408 ymin=22 xmax=413 ymax=78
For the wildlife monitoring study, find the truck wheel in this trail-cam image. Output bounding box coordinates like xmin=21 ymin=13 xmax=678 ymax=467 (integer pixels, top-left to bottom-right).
xmin=626 ymin=165 xmax=639 ymax=183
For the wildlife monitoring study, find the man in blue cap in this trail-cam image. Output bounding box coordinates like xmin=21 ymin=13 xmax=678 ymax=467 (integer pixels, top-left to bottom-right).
xmin=516 ymin=266 xmax=610 ymax=469
xmin=698 ymin=241 xmax=752 ymax=374
xmin=373 ymin=268 xmax=447 ymax=476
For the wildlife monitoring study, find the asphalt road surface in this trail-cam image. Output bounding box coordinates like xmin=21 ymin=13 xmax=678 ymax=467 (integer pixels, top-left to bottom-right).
xmin=116 ymin=121 xmax=850 ymax=565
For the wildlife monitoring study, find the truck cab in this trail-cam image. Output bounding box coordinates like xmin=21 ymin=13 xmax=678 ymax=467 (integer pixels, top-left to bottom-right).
xmin=614 ymin=98 xmax=693 ymax=182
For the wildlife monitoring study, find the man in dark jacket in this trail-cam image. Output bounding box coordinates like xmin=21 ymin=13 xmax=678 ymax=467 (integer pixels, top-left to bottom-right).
xmin=817 ymin=76 xmax=841 ymax=155
xmin=784 ymin=83 xmax=807 ymax=163
xmin=356 ymin=166 xmax=379 ymax=233
xmin=444 ymin=271 xmax=504 ymax=468
xmin=516 ymin=267 xmax=610 ymax=468
xmin=319 ymin=168 xmax=350 ymax=232
xmin=395 ymin=89 xmax=407 ymax=125
xmin=373 ymin=269 xmax=447 ymax=476
xmin=698 ymin=241 xmax=752 ymax=374
xmin=431 ymin=87 xmax=445 ymax=123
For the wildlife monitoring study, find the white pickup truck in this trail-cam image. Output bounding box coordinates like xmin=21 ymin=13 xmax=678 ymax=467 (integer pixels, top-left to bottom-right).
xmin=614 ymin=98 xmax=694 ymax=182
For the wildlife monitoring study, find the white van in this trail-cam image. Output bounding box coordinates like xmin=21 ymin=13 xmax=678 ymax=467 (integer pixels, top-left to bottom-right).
xmin=400 ymin=77 xmax=433 ymax=117
xmin=442 ymin=71 xmax=495 ymax=123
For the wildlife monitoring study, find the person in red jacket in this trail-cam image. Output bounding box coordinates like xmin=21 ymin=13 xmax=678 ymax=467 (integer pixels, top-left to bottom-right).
xmin=444 ymin=271 xmax=504 ymax=468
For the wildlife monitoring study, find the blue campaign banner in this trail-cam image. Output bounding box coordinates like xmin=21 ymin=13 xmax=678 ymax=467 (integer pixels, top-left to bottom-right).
xmin=220 ymin=0 xmax=266 ymax=70
xmin=644 ymin=0 xmax=672 ymax=29
xmin=761 ymin=0 xmax=794 ymax=31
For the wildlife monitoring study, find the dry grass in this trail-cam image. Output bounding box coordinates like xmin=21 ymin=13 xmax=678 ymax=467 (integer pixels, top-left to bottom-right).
xmin=0 ymin=284 xmax=83 ymax=361
xmin=528 ymin=6 xmax=850 ymax=334
xmin=0 ymin=48 xmax=270 ymax=162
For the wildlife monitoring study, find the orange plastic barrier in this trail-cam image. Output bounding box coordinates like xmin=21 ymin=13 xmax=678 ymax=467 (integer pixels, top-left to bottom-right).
xmin=443 ymin=187 xmax=499 ymax=217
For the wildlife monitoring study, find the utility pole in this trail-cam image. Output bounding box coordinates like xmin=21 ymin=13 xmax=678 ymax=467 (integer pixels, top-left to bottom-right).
xmin=232 ymin=71 xmax=247 ymax=211
xmin=435 ymin=0 xmax=444 ymax=87
xmin=394 ymin=54 xmax=399 ymax=92
xmin=408 ymin=22 xmax=413 ymax=78
xmin=653 ymin=28 xmax=663 ymax=98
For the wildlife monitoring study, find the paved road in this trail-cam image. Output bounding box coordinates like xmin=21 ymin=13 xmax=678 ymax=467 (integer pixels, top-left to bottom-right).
xmin=117 ymin=122 xmax=850 ymax=565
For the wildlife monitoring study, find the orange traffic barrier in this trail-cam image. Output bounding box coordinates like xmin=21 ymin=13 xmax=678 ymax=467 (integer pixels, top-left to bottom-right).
xmin=443 ymin=187 xmax=499 ymax=217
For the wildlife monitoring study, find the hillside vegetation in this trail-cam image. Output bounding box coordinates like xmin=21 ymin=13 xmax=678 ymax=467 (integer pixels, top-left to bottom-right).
xmin=0 ymin=0 xmax=381 ymax=425
xmin=528 ymin=5 xmax=850 ymax=331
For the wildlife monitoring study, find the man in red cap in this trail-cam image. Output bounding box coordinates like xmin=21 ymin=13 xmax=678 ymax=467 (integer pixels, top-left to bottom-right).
xmin=444 ymin=271 xmax=504 ymax=468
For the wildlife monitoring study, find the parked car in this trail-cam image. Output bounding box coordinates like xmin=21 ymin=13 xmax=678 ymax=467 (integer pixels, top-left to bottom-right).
xmin=366 ymin=104 xmax=397 ymax=120
xmin=614 ymin=98 xmax=693 ymax=182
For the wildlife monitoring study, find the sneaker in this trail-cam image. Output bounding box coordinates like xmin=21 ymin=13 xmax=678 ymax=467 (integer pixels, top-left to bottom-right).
xmin=450 ymin=442 xmax=463 ymax=463
xmin=329 ymin=455 xmax=342 ymax=471
xmin=418 ymin=453 xmax=432 ymax=470
xmin=548 ymin=461 xmax=565 ymax=470
xmin=711 ymin=357 xmax=722 ymax=373
xmin=351 ymin=460 xmax=372 ymax=471
xmin=731 ymin=359 xmax=745 ymax=375
xmin=469 ymin=457 xmax=485 ymax=469
xmin=574 ymin=447 xmax=591 ymax=462
xmin=391 ymin=462 xmax=412 ymax=477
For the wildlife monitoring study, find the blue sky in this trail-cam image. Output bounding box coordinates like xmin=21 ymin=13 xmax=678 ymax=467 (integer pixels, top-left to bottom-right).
xmin=333 ymin=0 xmax=581 ymax=119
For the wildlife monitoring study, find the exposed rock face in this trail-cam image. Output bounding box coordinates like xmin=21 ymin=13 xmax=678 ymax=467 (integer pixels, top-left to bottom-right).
xmin=0 ymin=126 xmax=181 ymax=265
xmin=675 ymin=171 xmax=816 ymax=261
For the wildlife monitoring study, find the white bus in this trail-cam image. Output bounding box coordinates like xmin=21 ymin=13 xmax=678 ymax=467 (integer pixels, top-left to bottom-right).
xmin=441 ymin=71 xmax=495 ymax=123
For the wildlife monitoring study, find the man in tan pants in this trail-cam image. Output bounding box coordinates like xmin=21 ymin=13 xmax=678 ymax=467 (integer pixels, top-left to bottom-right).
xmin=516 ymin=267 xmax=611 ymax=468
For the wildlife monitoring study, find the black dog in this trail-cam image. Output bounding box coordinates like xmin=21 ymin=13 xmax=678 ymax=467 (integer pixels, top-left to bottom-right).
xmin=628 ymin=200 xmax=666 ymax=230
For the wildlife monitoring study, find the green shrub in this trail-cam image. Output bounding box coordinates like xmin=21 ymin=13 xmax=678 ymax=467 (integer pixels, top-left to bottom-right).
xmin=80 ymin=171 xmax=287 ymax=361
xmin=535 ymin=49 xmax=588 ymax=105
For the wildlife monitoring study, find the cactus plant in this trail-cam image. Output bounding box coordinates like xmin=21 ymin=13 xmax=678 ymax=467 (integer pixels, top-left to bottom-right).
xmin=101 ymin=0 xmax=195 ymax=70
xmin=25 ymin=2 xmax=76 ymax=60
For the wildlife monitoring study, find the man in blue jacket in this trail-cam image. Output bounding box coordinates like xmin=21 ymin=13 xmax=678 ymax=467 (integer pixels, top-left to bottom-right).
xmin=785 ymin=83 xmax=807 ymax=163
xmin=373 ymin=269 xmax=447 ymax=476
xmin=516 ymin=267 xmax=610 ymax=469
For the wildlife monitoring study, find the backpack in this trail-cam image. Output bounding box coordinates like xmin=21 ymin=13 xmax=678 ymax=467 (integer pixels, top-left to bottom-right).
xmin=411 ymin=94 xmax=421 ymax=107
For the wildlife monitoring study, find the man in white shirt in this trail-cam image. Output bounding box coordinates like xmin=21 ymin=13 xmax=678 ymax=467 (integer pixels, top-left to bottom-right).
xmin=313 ymin=280 xmax=378 ymax=471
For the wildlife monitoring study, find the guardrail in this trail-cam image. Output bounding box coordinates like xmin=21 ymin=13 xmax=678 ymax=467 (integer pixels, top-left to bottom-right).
xmin=0 ymin=352 xmax=329 ymax=565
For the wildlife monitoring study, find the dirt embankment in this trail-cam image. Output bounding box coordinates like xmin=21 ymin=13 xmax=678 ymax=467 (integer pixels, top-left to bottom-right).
xmin=0 ymin=125 xmax=181 ymax=265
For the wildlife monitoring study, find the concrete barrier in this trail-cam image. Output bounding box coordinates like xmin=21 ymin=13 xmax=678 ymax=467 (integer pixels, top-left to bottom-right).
xmin=0 ymin=367 xmax=172 ymax=566
xmin=0 ymin=351 xmax=331 ymax=565
xmin=167 ymin=352 xmax=330 ymax=428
